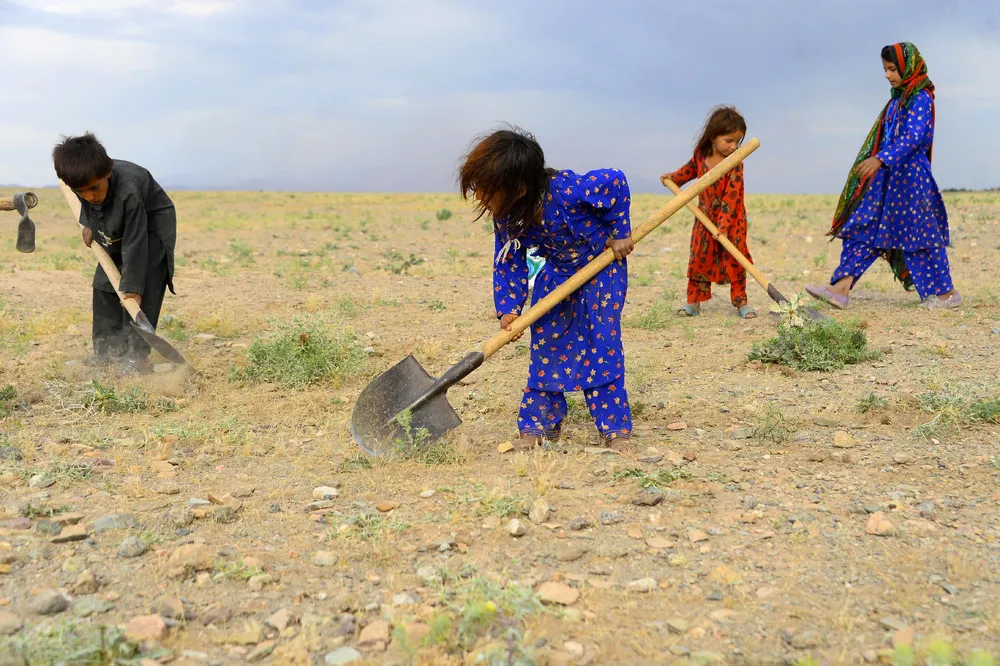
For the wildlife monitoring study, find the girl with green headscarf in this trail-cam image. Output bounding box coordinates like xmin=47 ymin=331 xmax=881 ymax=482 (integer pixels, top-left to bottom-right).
xmin=806 ymin=42 xmax=960 ymax=310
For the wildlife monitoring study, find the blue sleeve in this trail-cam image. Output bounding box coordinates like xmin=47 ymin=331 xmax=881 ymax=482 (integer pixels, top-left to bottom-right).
xmin=493 ymin=218 xmax=528 ymax=318
xmin=579 ymin=169 xmax=631 ymax=239
xmin=877 ymin=91 xmax=933 ymax=169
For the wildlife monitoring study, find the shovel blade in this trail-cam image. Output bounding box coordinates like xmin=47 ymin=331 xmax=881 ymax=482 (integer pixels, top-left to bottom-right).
xmin=129 ymin=310 xmax=187 ymax=365
xmin=351 ymin=355 xmax=462 ymax=456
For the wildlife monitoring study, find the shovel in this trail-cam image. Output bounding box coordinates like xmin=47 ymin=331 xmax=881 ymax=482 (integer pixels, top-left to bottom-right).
xmin=350 ymin=138 xmax=761 ymax=455
xmin=58 ymin=180 xmax=188 ymax=366
xmin=1 ymin=191 xmax=38 ymax=253
xmin=660 ymin=178 xmax=828 ymax=321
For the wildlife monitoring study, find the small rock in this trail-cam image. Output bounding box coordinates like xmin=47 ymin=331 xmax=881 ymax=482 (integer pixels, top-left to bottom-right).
xmin=225 ymin=620 xmax=265 ymax=645
xmin=358 ymin=619 xmax=390 ymax=647
xmin=200 ymin=606 xmax=232 ymax=626
xmin=35 ymin=519 xmax=62 ymax=536
xmin=125 ymin=614 xmax=167 ymax=642
xmin=376 ymin=501 xmax=399 ymax=513
xmin=537 ymin=581 xmax=580 ymax=605
xmin=756 ymin=586 xmax=779 ymax=600
xmin=599 ymin=511 xmax=622 ymax=525
xmin=168 ymin=543 xmax=214 ymax=572
xmin=419 ymin=489 xmax=435 ymax=498
xmin=333 ymin=613 xmax=357 ymax=637
xmin=73 ymin=595 xmax=114 ymax=618
xmin=918 ymin=501 xmax=936 ymax=519
xmin=645 ymin=537 xmax=673 ymax=549
xmin=688 ymin=529 xmax=709 ymax=543
xmin=305 ymin=500 xmax=336 ymax=512
xmin=28 ymin=474 xmax=55 ymax=489
xmin=266 ymin=608 xmax=294 ymax=632
xmin=941 ymin=582 xmax=958 ymax=595
xmin=880 ymin=617 xmax=907 ymax=632
xmin=324 ymin=647 xmax=363 ymax=665
xmin=119 ymin=536 xmax=148 ymax=558
xmin=557 ymin=546 xmax=588 ymax=562
xmin=0 ymin=611 xmax=22 ymax=636
xmin=247 ymin=640 xmax=277 ymax=662
xmin=92 ymin=513 xmax=140 ymax=534
xmin=508 ymin=519 xmax=528 ymax=537
xmin=633 ymin=489 xmax=664 ymax=506
xmin=0 ymin=445 xmax=23 ymax=462
xmin=564 ymin=641 xmax=585 ymax=657
xmin=667 ymin=422 xmax=687 ymax=431
xmin=53 ymin=512 xmax=85 ymax=526
xmin=792 ymin=631 xmax=821 ymax=649
xmin=497 ymin=441 xmax=514 ymax=454
xmin=213 ymin=505 xmax=238 ymax=524
xmin=893 ymin=626 xmax=916 ymax=648
xmin=312 ymin=486 xmax=340 ymax=500
xmin=28 ymin=590 xmax=69 ymax=615
xmin=61 ymin=556 xmax=87 ymax=573
xmin=667 ymin=618 xmax=689 ymax=634
xmin=247 ymin=573 xmax=272 ymax=591
xmin=638 ymin=454 xmax=663 ymax=464
xmin=314 ymin=551 xmax=336 ymax=567
xmin=893 ymin=453 xmax=911 ymax=465
xmin=528 ymin=499 xmax=550 ymax=524
xmin=169 ymin=506 xmax=195 ymax=527
xmin=157 ymin=596 xmax=196 ymax=621
xmin=866 ymin=512 xmax=895 ymax=536
xmin=668 ymin=554 xmax=687 ymax=567
xmin=832 ymin=431 xmax=857 ymax=449
xmin=72 ymin=569 xmax=101 ymax=595
xmin=627 ymin=577 xmax=657 ymax=593
xmin=51 ymin=524 xmax=88 ymax=543
xmin=568 ymin=517 xmax=593 ymax=531
xmin=812 ymin=416 xmax=840 ymax=427
xmin=416 ymin=566 xmax=441 ymax=585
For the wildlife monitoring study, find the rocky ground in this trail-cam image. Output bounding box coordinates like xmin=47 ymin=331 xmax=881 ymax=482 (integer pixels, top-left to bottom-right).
xmin=1 ymin=188 xmax=998 ymax=665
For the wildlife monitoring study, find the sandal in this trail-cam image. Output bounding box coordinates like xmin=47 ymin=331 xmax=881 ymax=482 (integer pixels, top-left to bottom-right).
xmin=677 ymin=304 xmax=700 ymax=317
xmin=737 ymin=305 xmax=757 ymax=319
xmin=603 ymin=436 xmax=633 ymax=453
xmin=805 ymin=284 xmax=849 ymax=310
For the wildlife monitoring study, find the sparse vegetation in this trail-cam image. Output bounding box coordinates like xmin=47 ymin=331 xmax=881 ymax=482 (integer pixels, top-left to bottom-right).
xmin=611 ymin=466 xmax=692 ymax=489
xmin=748 ymin=319 xmax=881 ymax=371
xmin=752 ymin=402 xmax=794 ymax=445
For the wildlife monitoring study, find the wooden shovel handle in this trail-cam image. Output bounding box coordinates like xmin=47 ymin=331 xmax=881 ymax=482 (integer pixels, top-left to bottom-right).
xmin=0 ymin=197 xmax=14 ymax=211
xmin=661 ymin=178 xmax=771 ymax=290
xmin=479 ymin=137 xmax=760 ymax=359
xmin=1 ymin=193 xmax=38 ymax=211
xmin=58 ymin=180 xmax=143 ymax=322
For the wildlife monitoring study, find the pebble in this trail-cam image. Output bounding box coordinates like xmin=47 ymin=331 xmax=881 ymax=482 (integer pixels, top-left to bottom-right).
xmin=791 ymin=631 xmax=821 ymax=649
xmin=557 ymin=546 xmax=588 ymax=562
xmin=72 ymin=570 xmax=100 ymax=595
xmin=893 ymin=453 xmax=911 ymax=465
xmin=247 ymin=574 xmax=272 ymax=591
xmin=919 ymin=502 xmax=936 ymax=519
xmin=528 ymin=499 xmax=550 ymax=524
xmin=168 ymin=544 xmax=214 ymax=571
xmin=419 ymin=489 xmax=436 ymax=498
xmin=688 ymin=529 xmax=709 ymax=543
xmin=0 ymin=610 xmax=22 ymax=636
xmin=28 ymin=474 xmax=55 ymax=489
xmin=833 ymin=431 xmax=857 ymax=449
xmin=157 ymin=597 xmax=196 ymax=621
xmin=61 ymin=556 xmax=86 ymax=574
xmin=314 ymin=551 xmax=336 ymax=567
xmin=358 ymin=619 xmax=390 ymax=647
xmin=537 ymin=581 xmax=580 ymax=605
xmin=599 ymin=511 xmax=622 ymax=525
xmin=28 ymin=590 xmax=69 ymax=615
xmin=181 ymin=651 xmax=210 ymax=662
xmin=35 ymin=520 xmax=62 ymax=536
xmin=667 ymin=422 xmax=687 ymax=431
xmin=266 ymin=608 xmax=293 ymax=632
xmin=866 ymin=512 xmax=896 ymax=536
xmin=880 ymin=617 xmax=907 ymax=632
xmin=508 ymin=519 xmax=528 ymax=537
xmin=119 ymin=536 xmax=148 ymax=558
xmin=564 ymin=641 xmax=585 ymax=657
xmin=376 ymin=501 xmax=399 ymax=513
xmin=73 ymin=596 xmax=114 ymax=618
xmin=333 ymin=614 xmax=357 ymax=637
xmin=568 ymin=517 xmax=593 ymax=531
xmin=668 ymin=554 xmax=687 ymax=567
xmin=632 ymin=489 xmax=664 ymax=506
xmin=125 ymin=614 xmax=168 ymax=642
xmin=416 ymin=566 xmax=442 ymax=585
xmin=51 ymin=524 xmax=88 ymax=543
xmin=667 ymin=618 xmax=689 ymax=634
xmin=324 ymin=647 xmax=363 ymax=665
xmin=214 ymin=506 xmax=238 ymax=524
xmin=247 ymin=640 xmax=277 ymax=662
xmin=200 ymin=606 xmax=232 ymax=626
xmin=92 ymin=513 xmax=140 ymax=534
xmin=169 ymin=506 xmax=195 ymax=527
xmin=638 ymin=454 xmax=663 ymax=464
xmin=627 ymin=578 xmax=657 ymax=593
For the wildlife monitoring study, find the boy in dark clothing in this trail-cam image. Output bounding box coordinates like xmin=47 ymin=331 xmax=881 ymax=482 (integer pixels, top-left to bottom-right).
xmin=53 ymin=133 xmax=176 ymax=373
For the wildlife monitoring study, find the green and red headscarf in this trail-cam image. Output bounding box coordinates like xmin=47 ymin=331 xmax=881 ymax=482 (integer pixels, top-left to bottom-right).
xmin=829 ymin=42 xmax=936 ymax=289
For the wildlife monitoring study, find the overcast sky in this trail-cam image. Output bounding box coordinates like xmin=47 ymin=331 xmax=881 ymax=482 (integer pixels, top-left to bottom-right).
xmin=1 ymin=0 xmax=998 ymax=193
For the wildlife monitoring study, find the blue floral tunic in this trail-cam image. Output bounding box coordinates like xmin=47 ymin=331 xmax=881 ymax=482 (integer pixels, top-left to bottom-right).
xmin=493 ymin=169 xmax=631 ymax=393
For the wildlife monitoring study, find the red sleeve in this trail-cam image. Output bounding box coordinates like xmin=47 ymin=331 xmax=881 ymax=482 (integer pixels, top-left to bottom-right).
xmin=667 ymin=156 xmax=698 ymax=186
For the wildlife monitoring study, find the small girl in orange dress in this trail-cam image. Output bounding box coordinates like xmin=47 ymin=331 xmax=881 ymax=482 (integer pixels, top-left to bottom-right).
xmin=660 ymin=106 xmax=755 ymax=319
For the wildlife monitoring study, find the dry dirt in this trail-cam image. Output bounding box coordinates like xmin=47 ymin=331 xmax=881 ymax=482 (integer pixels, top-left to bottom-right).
xmin=1 ymin=186 xmax=999 ymax=666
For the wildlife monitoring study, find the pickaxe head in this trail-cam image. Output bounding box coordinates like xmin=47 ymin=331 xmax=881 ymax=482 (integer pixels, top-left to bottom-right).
xmin=13 ymin=192 xmax=38 ymax=253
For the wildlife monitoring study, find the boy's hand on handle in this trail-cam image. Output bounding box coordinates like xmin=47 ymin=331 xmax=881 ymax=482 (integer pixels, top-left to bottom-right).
xmin=499 ymin=313 xmax=524 ymax=341
xmin=855 ymin=156 xmax=883 ymax=180
xmin=123 ymin=292 xmax=142 ymax=308
xmin=659 ymin=173 xmax=673 ymax=187
xmin=606 ymin=236 xmax=634 ymax=261
xmin=81 ymin=227 xmax=93 ymax=247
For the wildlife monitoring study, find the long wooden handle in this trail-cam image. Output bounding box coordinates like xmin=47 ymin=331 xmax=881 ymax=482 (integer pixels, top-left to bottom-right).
xmin=58 ymin=180 xmax=143 ymax=322
xmin=1 ymin=193 xmax=38 ymax=211
xmin=0 ymin=197 xmax=14 ymax=211
xmin=479 ymin=137 xmax=760 ymax=359
xmin=661 ymin=177 xmax=771 ymax=290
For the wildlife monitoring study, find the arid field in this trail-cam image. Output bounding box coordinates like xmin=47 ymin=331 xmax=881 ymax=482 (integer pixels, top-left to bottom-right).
xmin=1 ymin=187 xmax=998 ymax=666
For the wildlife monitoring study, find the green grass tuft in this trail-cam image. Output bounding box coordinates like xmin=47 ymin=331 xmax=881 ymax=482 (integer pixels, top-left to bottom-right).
xmin=747 ymin=320 xmax=881 ymax=372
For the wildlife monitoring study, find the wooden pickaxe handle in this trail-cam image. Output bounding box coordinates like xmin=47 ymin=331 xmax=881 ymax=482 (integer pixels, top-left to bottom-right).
xmin=0 ymin=192 xmax=38 ymax=211
xmin=58 ymin=180 xmax=146 ymax=325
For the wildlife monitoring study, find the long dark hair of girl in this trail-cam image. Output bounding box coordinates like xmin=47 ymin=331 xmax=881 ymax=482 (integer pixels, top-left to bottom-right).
xmin=459 ymin=125 xmax=552 ymax=239
xmin=694 ymin=105 xmax=747 ymax=158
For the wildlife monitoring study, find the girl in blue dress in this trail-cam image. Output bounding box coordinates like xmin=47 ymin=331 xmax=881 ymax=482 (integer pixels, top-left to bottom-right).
xmin=807 ymin=42 xmax=961 ymax=309
xmin=459 ymin=127 xmax=635 ymax=451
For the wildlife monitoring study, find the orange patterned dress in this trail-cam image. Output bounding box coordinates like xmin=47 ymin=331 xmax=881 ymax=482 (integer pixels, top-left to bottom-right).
xmin=667 ymin=154 xmax=752 ymax=307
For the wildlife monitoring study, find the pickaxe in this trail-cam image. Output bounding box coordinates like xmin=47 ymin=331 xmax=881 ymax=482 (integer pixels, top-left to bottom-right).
xmin=0 ymin=192 xmax=37 ymax=253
